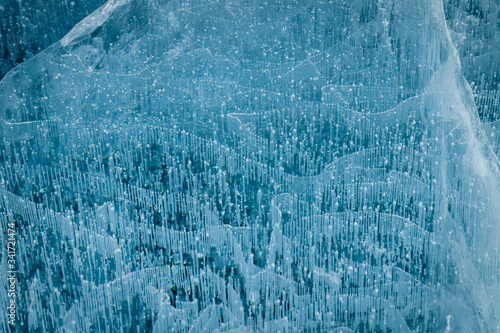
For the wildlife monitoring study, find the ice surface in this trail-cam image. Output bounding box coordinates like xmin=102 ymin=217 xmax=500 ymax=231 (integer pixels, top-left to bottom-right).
xmin=0 ymin=0 xmax=106 ymax=79
xmin=0 ymin=0 xmax=499 ymax=332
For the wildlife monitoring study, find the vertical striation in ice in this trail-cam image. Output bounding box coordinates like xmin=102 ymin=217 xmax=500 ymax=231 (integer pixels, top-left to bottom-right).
xmin=444 ymin=0 xmax=500 ymax=155
xmin=0 ymin=0 xmax=499 ymax=331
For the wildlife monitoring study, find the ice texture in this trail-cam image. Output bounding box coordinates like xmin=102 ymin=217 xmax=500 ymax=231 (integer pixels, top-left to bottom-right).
xmin=0 ymin=0 xmax=106 ymax=79
xmin=0 ymin=0 xmax=500 ymax=332
xmin=443 ymin=0 xmax=500 ymax=160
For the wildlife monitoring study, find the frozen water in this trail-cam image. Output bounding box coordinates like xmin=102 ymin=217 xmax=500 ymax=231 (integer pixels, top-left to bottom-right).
xmin=0 ymin=0 xmax=499 ymax=331
xmin=0 ymin=0 xmax=106 ymax=79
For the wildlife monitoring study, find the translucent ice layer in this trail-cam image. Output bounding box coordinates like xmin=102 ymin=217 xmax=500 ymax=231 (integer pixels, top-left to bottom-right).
xmin=0 ymin=0 xmax=499 ymax=332
xmin=0 ymin=0 xmax=106 ymax=79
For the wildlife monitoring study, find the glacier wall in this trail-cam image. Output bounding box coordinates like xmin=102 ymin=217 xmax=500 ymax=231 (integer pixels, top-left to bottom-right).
xmin=0 ymin=0 xmax=499 ymax=331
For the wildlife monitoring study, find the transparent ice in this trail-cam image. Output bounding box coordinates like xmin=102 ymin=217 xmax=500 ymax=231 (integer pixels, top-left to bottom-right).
xmin=0 ymin=0 xmax=105 ymax=79
xmin=0 ymin=0 xmax=499 ymax=332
